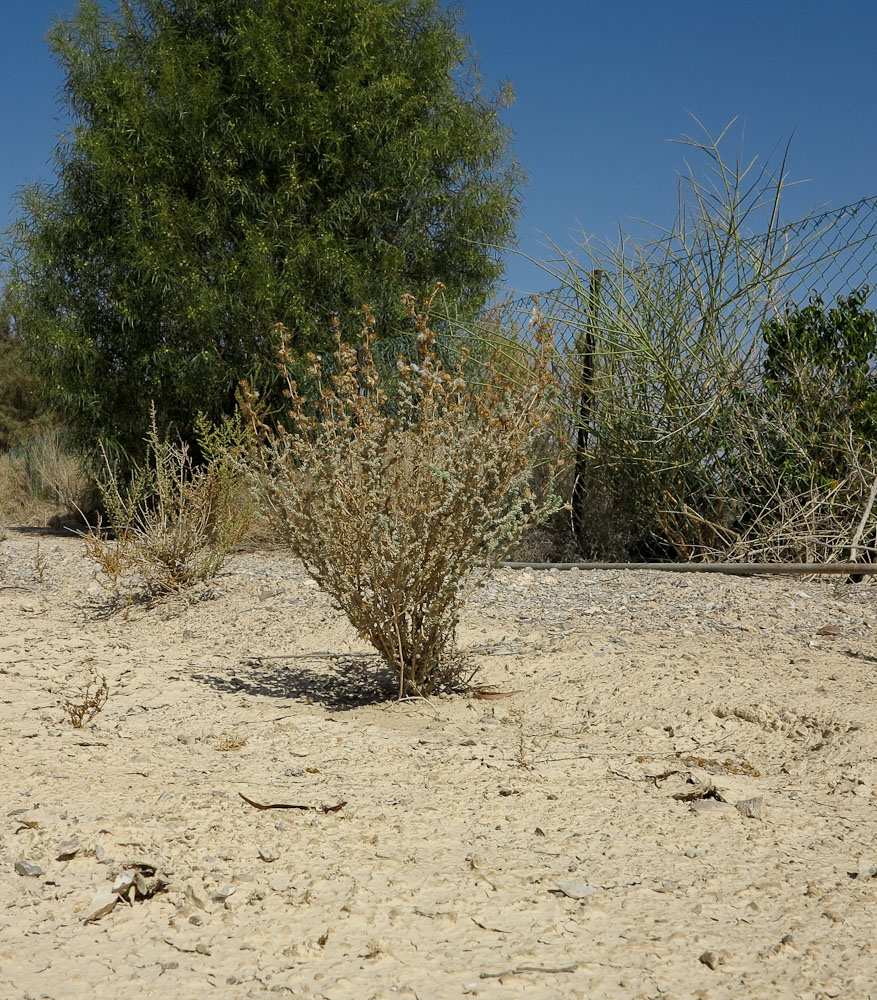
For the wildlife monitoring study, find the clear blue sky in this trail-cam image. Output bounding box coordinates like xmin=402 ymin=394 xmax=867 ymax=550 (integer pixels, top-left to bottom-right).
xmin=2 ymin=1 xmax=876 ymax=298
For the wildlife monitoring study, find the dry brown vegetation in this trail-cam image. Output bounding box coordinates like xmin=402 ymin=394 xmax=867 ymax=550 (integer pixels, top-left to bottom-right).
xmin=82 ymin=412 xmax=252 ymax=598
xmin=0 ymin=433 xmax=92 ymax=535
xmin=242 ymin=292 xmax=563 ymax=695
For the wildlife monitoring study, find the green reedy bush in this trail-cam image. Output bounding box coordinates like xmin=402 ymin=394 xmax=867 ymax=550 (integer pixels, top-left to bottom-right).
xmin=541 ymin=120 xmax=877 ymax=564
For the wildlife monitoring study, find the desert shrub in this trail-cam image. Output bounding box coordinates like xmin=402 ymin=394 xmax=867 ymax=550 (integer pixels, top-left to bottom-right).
xmin=84 ymin=411 xmax=252 ymax=596
xmin=760 ymin=287 xmax=877 ymax=483
xmin=243 ymin=291 xmax=562 ymax=696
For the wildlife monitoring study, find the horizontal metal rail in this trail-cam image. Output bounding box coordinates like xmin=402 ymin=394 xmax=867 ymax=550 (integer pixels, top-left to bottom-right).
xmin=499 ymin=561 xmax=877 ymax=576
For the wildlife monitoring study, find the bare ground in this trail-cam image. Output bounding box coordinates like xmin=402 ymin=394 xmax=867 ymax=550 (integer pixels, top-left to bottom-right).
xmin=1 ymin=530 xmax=876 ymax=1000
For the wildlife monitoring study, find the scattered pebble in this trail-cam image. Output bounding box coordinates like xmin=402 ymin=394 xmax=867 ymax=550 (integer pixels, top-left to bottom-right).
xmin=56 ymin=837 xmax=81 ymax=860
xmin=13 ymin=860 xmax=43 ymax=878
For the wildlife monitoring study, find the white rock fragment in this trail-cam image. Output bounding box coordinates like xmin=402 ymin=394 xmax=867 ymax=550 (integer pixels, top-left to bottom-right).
xmin=82 ymin=888 xmax=118 ymax=923
xmin=551 ymin=880 xmax=599 ymax=900
xmin=689 ymin=799 xmax=736 ymax=817
xmin=849 ymin=858 xmax=877 ymax=879
xmin=112 ymin=871 xmax=136 ymax=895
xmin=735 ymin=796 xmax=764 ymax=819
xmin=57 ymin=838 xmax=82 ymax=860
xmin=185 ymin=882 xmax=209 ymax=910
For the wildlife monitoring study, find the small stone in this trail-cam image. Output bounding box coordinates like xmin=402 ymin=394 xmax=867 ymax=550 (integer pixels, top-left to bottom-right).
xmin=14 ymin=860 xmax=44 ymax=878
xmin=57 ymin=838 xmax=81 ymax=861
xmin=82 ymin=888 xmax=118 ymax=922
xmin=460 ymin=739 xmax=477 ymax=747
xmin=734 ymin=796 xmax=764 ymax=820
xmin=185 ymin=883 xmax=209 ymax=910
xmin=849 ymin=858 xmax=877 ymax=879
xmin=690 ymin=799 xmax=735 ymax=816
xmin=93 ymin=842 xmax=107 ymax=863
xmin=551 ymin=881 xmax=599 ymax=900
xmin=112 ymin=871 xmax=136 ymax=894
xmin=259 ymin=847 xmax=279 ymax=863
xmin=823 ymin=910 xmax=844 ymax=923
xmin=699 ymin=951 xmax=721 ymax=970
xmin=212 ymin=885 xmax=236 ymax=902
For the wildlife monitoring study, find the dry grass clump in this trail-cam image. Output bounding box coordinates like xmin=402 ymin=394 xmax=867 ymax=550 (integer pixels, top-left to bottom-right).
xmin=0 ymin=432 xmax=92 ymax=532
xmin=84 ymin=412 xmax=252 ymax=597
xmin=243 ymin=290 xmax=562 ymax=696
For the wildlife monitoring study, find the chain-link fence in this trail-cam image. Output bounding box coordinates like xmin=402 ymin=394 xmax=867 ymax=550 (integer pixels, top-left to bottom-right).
xmin=500 ymin=193 xmax=877 ymax=358
xmin=469 ymin=194 xmax=877 ymax=562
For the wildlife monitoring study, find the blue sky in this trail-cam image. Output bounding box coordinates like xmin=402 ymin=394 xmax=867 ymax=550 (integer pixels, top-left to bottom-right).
xmin=2 ymin=1 xmax=876 ymax=297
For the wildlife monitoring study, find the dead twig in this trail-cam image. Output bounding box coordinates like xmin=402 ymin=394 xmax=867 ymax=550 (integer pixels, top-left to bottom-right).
xmin=480 ymin=963 xmax=579 ymax=979
xmin=238 ymin=793 xmax=346 ymax=813
xmin=851 ymin=476 xmax=877 ymax=565
xmin=844 ymin=647 xmax=877 ymax=665
xmin=651 ymin=769 xmax=683 ymax=787
xmin=471 ymin=918 xmax=513 ymax=933
xmin=467 ymin=686 xmax=523 ymax=700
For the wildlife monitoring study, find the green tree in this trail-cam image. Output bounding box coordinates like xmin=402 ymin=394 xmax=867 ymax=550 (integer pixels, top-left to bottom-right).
xmin=6 ymin=0 xmax=522 ymax=462
xmin=761 ymin=286 xmax=877 ymax=480
xmin=0 ymin=285 xmax=56 ymax=451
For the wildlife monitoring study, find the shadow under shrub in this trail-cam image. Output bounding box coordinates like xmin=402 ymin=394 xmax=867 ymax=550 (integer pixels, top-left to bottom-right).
xmin=243 ymin=291 xmax=562 ymax=697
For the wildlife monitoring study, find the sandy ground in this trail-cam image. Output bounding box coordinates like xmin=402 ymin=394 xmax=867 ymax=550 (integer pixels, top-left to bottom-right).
xmin=1 ymin=530 xmax=877 ymax=1000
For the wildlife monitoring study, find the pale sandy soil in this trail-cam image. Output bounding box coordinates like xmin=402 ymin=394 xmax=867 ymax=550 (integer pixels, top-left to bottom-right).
xmin=1 ymin=530 xmax=877 ymax=1000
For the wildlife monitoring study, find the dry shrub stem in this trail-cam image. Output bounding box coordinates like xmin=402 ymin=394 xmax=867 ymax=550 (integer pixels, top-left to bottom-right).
xmin=61 ymin=673 xmax=109 ymax=728
xmin=243 ymin=290 xmax=562 ymax=696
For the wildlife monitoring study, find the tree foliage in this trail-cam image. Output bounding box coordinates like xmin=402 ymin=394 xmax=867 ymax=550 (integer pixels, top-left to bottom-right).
xmin=761 ymin=286 xmax=877 ymax=480
xmin=7 ymin=0 xmax=522 ymax=462
xmin=0 ymin=285 xmax=56 ymax=451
